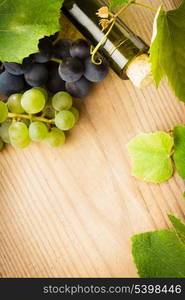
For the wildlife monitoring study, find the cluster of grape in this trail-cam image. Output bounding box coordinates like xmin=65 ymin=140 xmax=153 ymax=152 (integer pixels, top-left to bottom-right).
xmin=0 ymin=34 xmax=109 ymax=98
xmin=0 ymin=88 xmax=79 ymax=150
xmin=0 ymin=34 xmax=109 ymax=150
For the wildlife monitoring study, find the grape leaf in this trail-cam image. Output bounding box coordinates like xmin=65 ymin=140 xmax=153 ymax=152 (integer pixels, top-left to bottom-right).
xmin=127 ymin=132 xmax=174 ymax=183
xmin=0 ymin=0 xmax=63 ymax=63
xmin=108 ymin=0 xmax=129 ymax=10
xmin=150 ymin=1 xmax=185 ymax=101
xmin=149 ymin=7 xmax=165 ymax=87
xmin=132 ymin=229 xmax=185 ymax=278
xmin=173 ymin=125 xmax=185 ymax=179
xmin=168 ymin=215 xmax=185 ymax=246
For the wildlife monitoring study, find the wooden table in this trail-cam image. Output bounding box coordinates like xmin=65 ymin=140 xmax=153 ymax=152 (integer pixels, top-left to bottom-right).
xmin=0 ymin=0 xmax=184 ymax=278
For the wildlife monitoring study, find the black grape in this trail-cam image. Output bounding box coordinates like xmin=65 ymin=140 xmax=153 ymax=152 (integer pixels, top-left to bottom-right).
xmin=65 ymin=77 xmax=91 ymax=98
xmin=46 ymin=62 xmax=66 ymax=93
xmin=84 ymin=57 xmax=109 ymax=82
xmin=58 ymin=57 xmax=84 ymax=83
xmin=49 ymin=32 xmax=59 ymax=42
xmin=22 ymin=56 xmax=35 ymax=73
xmin=29 ymin=36 xmax=54 ymax=64
xmin=24 ymin=63 xmax=48 ymax=87
xmin=0 ymin=71 xmax=25 ymax=96
xmin=53 ymin=38 xmax=72 ymax=59
xmin=45 ymin=61 xmax=57 ymax=70
xmin=38 ymin=36 xmax=53 ymax=57
xmin=0 ymin=62 xmax=4 ymax=74
xmin=70 ymin=39 xmax=90 ymax=60
xmin=32 ymin=52 xmax=51 ymax=63
xmin=46 ymin=74 xmax=66 ymax=93
xmin=3 ymin=62 xmax=24 ymax=76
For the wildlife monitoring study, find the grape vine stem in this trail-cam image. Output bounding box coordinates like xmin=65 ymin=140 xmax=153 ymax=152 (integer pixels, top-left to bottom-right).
xmin=91 ymin=1 xmax=133 ymax=64
xmin=8 ymin=113 xmax=55 ymax=124
xmin=91 ymin=0 xmax=157 ymax=64
xmin=91 ymin=19 xmax=116 ymax=64
xmin=133 ymin=1 xmax=158 ymax=12
xmin=114 ymin=0 xmax=134 ymax=18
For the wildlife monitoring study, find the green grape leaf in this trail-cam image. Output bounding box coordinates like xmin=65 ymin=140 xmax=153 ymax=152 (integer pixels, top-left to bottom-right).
xmin=168 ymin=215 xmax=185 ymax=246
xmin=108 ymin=0 xmax=129 ymax=10
xmin=127 ymin=132 xmax=174 ymax=183
xmin=132 ymin=229 xmax=185 ymax=278
xmin=173 ymin=125 xmax=185 ymax=179
xmin=0 ymin=0 xmax=63 ymax=63
xmin=149 ymin=7 xmax=165 ymax=87
xmin=149 ymin=1 xmax=185 ymax=101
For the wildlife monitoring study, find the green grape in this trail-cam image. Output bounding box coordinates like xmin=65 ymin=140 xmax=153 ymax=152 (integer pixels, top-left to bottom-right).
xmin=0 ymin=137 xmax=4 ymax=151
xmin=0 ymin=122 xmax=11 ymax=143
xmin=45 ymin=128 xmax=65 ymax=147
xmin=35 ymin=87 xmax=48 ymax=102
xmin=21 ymin=88 xmax=46 ymax=114
xmin=70 ymin=107 xmax=80 ymax=123
xmin=0 ymin=102 xmax=8 ymax=123
xmin=11 ymin=137 xmax=31 ymax=149
xmin=29 ymin=121 xmax=48 ymax=142
xmin=9 ymin=121 xmax=31 ymax=149
xmin=7 ymin=94 xmax=25 ymax=113
xmin=55 ymin=110 xmax=75 ymax=131
xmin=52 ymin=92 xmax=72 ymax=111
xmin=9 ymin=122 xmax=29 ymax=144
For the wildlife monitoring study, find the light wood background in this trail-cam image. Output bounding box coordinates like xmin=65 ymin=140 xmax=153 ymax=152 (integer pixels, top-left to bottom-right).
xmin=0 ymin=0 xmax=184 ymax=278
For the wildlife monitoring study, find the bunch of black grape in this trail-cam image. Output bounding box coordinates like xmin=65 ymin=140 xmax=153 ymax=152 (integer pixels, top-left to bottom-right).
xmin=0 ymin=35 xmax=109 ymax=98
xmin=0 ymin=88 xmax=80 ymax=150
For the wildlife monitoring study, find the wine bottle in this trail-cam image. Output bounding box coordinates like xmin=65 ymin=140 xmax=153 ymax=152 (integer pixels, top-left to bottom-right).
xmin=62 ymin=0 xmax=152 ymax=88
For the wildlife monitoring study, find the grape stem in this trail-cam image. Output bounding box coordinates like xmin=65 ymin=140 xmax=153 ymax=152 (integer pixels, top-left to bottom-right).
xmin=8 ymin=113 xmax=55 ymax=124
xmin=51 ymin=57 xmax=62 ymax=64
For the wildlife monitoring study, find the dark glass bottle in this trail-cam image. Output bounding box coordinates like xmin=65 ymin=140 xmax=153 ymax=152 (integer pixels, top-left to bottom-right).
xmin=62 ymin=0 xmax=149 ymax=80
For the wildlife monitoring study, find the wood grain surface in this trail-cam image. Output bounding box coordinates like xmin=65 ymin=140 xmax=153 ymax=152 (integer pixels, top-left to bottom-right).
xmin=0 ymin=0 xmax=185 ymax=278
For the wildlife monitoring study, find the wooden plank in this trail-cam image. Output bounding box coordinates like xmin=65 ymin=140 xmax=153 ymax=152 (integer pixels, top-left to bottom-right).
xmin=0 ymin=0 xmax=184 ymax=278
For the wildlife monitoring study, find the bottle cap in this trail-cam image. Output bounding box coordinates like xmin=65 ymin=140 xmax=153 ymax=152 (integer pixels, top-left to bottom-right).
xmin=126 ymin=54 xmax=153 ymax=88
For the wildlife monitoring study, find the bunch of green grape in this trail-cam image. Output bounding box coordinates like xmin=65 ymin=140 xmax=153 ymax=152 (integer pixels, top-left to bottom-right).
xmin=0 ymin=88 xmax=79 ymax=150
